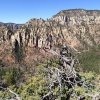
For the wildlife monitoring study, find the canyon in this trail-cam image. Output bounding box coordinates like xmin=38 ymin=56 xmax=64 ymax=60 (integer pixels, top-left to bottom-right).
xmin=0 ymin=9 xmax=100 ymax=100
xmin=0 ymin=9 xmax=100 ymax=51
xmin=0 ymin=9 xmax=100 ymax=64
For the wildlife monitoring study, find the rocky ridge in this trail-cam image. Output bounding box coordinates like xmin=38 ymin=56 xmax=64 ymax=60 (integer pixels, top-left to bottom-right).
xmin=1 ymin=9 xmax=100 ymax=52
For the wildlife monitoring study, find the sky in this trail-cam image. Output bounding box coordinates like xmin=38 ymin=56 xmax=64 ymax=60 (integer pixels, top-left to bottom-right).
xmin=0 ymin=0 xmax=100 ymax=23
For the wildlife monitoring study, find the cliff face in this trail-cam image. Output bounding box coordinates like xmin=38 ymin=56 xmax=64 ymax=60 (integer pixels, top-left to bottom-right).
xmin=52 ymin=9 xmax=100 ymax=48
xmin=0 ymin=23 xmax=21 ymax=42
xmin=1 ymin=9 xmax=100 ymax=51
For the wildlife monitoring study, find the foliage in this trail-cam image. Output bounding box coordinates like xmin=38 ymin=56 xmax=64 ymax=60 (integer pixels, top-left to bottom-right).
xmin=0 ymin=52 xmax=100 ymax=100
xmin=78 ymin=49 xmax=100 ymax=74
xmin=0 ymin=65 xmax=23 ymax=86
xmin=12 ymin=40 xmax=25 ymax=63
xmin=19 ymin=75 xmax=48 ymax=100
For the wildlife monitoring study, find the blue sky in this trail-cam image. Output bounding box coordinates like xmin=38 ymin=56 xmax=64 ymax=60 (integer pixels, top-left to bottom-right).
xmin=0 ymin=0 xmax=100 ymax=23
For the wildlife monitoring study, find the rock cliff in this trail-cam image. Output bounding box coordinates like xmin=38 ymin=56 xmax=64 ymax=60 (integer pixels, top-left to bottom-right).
xmin=1 ymin=9 xmax=100 ymax=51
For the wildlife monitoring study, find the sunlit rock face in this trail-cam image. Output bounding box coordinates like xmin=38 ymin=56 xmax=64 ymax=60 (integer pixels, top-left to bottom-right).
xmin=52 ymin=9 xmax=100 ymax=48
xmin=1 ymin=9 xmax=100 ymax=50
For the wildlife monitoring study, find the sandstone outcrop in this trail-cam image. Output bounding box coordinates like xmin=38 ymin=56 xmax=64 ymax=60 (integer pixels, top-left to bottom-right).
xmin=1 ymin=9 xmax=100 ymax=51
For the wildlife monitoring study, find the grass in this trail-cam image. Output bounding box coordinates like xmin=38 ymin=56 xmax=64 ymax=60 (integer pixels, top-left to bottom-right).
xmin=78 ymin=48 xmax=100 ymax=74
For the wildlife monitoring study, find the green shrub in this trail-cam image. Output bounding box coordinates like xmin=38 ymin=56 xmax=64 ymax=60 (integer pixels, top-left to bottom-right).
xmin=3 ymin=67 xmax=22 ymax=85
xmin=78 ymin=49 xmax=100 ymax=73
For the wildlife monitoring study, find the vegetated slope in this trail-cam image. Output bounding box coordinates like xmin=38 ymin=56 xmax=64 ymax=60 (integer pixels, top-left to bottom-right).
xmin=0 ymin=46 xmax=100 ymax=100
xmin=0 ymin=9 xmax=100 ymax=99
xmin=78 ymin=48 xmax=100 ymax=73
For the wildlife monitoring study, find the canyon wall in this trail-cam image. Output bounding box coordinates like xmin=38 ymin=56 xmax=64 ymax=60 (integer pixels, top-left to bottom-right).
xmin=1 ymin=9 xmax=100 ymax=51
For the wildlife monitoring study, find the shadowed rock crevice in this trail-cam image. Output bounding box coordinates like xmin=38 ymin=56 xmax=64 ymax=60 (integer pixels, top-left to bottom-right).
xmin=13 ymin=39 xmax=24 ymax=63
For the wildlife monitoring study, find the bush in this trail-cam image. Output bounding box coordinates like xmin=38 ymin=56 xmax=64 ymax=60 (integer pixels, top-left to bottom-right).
xmin=2 ymin=67 xmax=22 ymax=86
xmin=12 ymin=39 xmax=25 ymax=63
